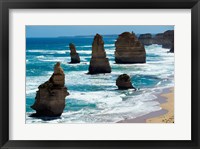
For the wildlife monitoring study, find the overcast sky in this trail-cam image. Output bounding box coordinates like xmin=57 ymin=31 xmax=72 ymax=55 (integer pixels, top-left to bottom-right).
xmin=26 ymin=25 xmax=174 ymax=38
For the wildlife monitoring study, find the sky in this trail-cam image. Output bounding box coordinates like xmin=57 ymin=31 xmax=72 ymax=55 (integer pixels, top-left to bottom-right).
xmin=26 ymin=25 xmax=174 ymax=38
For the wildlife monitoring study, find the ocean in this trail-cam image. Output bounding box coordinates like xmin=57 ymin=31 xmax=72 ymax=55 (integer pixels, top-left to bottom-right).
xmin=26 ymin=35 xmax=174 ymax=123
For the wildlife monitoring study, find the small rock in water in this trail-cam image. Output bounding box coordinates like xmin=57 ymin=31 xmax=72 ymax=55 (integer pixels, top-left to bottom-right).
xmin=116 ymin=74 xmax=136 ymax=90
xmin=69 ymin=43 xmax=80 ymax=63
xmin=31 ymin=62 xmax=69 ymax=117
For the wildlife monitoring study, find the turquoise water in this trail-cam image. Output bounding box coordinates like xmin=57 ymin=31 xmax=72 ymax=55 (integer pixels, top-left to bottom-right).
xmin=26 ymin=36 xmax=174 ymax=123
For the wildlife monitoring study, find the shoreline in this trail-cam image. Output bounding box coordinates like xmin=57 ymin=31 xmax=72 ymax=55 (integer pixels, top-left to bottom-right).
xmin=118 ymin=87 xmax=174 ymax=123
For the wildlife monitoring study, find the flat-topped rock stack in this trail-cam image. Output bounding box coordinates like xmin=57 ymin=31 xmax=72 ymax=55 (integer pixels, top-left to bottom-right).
xmin=69 ymin=43 xmax=80 ymax=63
xmin=31 ymin=62 xmax=69 ymax=117
xmin=88 ymin=34 xmax=111 ymax=74
xmin=115 ymin=32 xmax=146 ymax=64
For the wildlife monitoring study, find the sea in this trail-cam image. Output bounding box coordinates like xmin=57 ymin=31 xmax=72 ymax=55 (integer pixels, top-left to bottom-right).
xmin=26 ymin=35 xmax=174 ymax=123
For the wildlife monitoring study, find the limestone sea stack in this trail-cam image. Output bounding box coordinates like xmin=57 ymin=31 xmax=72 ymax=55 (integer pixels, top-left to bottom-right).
xmin=115 ymin=32 xmax=146 ymax=64
xmin=116 ymin=74 xmax=136 ymax=90
xmin=31 ymin=62 xmax=69 ymax=117
xmin=69 ymin=43 xmax=80 ymax=63
xmin=88 ymin=34 xmax=111 ymax=74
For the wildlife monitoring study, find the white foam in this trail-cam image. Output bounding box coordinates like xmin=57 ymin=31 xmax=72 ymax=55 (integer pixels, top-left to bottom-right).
xmin=76 ymin=50 xmax=91 ymax=54
xmin=37 ymin=56 xmax=69 ymax=63
xmin=104 ymin=44 xmax=115 ymax=47
xmin=27 ymin=49 xmax=68 ymax=54
xmin=76 ymin=45 xmax=92 ymax=48
xmin=36 ymin=55 xmax=45 ymax=59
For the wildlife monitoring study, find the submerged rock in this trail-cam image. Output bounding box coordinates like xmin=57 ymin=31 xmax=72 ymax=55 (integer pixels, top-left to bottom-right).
xmin=31 ymin=62 xmax=69 ymax=117
xmin=115 ymin=32 xmax=146 ymax=64
xmin=69 ymin=43 xmax=80 ymax=63
xmin=88 ymin=34 xmax=111 ymax=74
xmin=116 ymin=74 xmax=136 ymax=90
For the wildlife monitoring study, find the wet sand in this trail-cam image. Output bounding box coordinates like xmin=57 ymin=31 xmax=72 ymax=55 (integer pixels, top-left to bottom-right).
xmin=147 ymin=87 xmax=174 ymax=123
xmin=118 ymin=87 xmax=174 ymax=123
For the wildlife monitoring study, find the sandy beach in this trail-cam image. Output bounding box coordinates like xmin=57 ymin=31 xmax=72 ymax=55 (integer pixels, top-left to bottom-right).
xmin=147 ymin=87 xmax=174 ymax=123
xmin=118 ymin=87 xmax=174 ymax=123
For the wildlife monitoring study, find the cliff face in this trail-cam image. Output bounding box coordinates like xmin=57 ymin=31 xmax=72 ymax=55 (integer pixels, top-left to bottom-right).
xmin=138 ymin=33 xmax=155 ymax=46
xmin=69 ymin=43 xmax=80 ymax=63
xmin=138 ymin=30 xmax=174 ymax=53
xmin=31 ymin=62 xmax=69 ymax=117
xmin=163 ymin=30 xmax=174 ymax=52
xmin=88 ymin=34 xmax=111 ymax=74
xmin=115 ymin=32 xmax=146 ymax=64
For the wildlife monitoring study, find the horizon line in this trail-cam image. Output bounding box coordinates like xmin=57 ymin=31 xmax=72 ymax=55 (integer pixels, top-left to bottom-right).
xmin=26 ymin=30 xmax=174 ymax=38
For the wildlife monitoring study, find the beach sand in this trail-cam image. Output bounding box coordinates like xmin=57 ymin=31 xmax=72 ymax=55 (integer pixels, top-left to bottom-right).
xmin=118 ymin=87 xmax=174 ymax=123
xmin=147 ymin=87 xmax=174 ymax=123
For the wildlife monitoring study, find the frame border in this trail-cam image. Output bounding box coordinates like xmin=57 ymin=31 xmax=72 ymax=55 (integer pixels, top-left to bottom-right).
xmin=0 ymin=0 xmax=199 ymax=148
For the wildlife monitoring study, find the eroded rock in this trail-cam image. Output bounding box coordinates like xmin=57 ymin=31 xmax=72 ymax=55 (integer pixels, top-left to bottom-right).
xmin=31 ymin=62 xmax=69 ymax=117
xmin=163 ymin=30 xmax=174 ymax=52
xmin=69 ymin=43 xmax=80 ymax=63
xmin=115 ymin=32 xmax=146 ymax=64
xmin=116 ymin=74 xmax=136 ymax=90
xmin=138 ymin=33 xmax=154 ymax=46
xmin=88 ymin=34 xmax=111 ymax=74
xmin=138 ymin=30 xmax=174 ymax=53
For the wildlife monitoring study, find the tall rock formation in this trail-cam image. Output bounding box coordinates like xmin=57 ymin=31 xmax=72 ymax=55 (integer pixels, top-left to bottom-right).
xmin=69 ymin=43 xmax=80 ymax=63
xmin=115 ymin=32 xmax=146 ymax=64
xmin=31 ymin=62 xmax=69 ymax=117
xmin=88 ymin=34 xmax=111 ymax=74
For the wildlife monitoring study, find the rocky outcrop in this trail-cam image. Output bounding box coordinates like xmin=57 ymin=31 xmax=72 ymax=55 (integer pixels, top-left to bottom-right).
xmin=31 ymin=62 xmax=69 ymax=117
xmin=138 ymin=30 xmax=174 ymax=53
xmin=138 ymin=33 xmax=154 ymax=45
xmin=115 ymin=32 xmax=146 ymax=64
xmin=88 ymin=34 xmax=111 ymax=74
xmin=170 ymin=43 xmax=174 ymax=52
xmin=163 ymin=30 xmax=174 ymax=52
xmin=154 ymin=30 xmax=174 ymax=52
xmin=116 ymin=74 xmax=136 ymax=90
xmin=69 ymin=43 xmax=80 ymax=63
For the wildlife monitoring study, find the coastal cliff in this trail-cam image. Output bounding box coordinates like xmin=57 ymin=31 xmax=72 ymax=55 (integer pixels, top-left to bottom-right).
xmin=138 ymin=33 xmax=154 ymax=46
xmin=138 ymin=30 xmax=174 ymax=52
